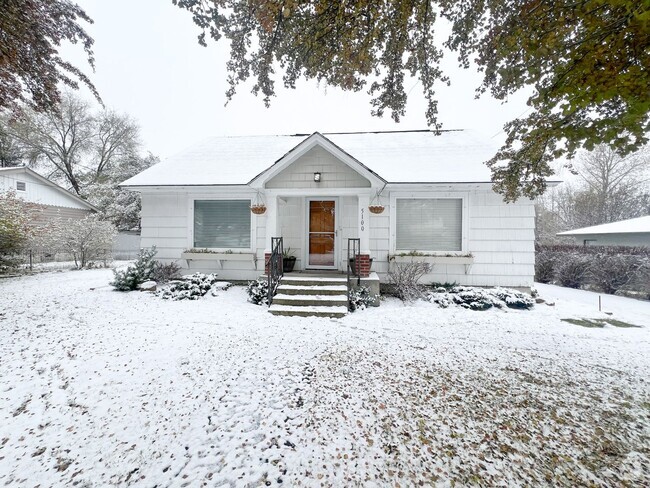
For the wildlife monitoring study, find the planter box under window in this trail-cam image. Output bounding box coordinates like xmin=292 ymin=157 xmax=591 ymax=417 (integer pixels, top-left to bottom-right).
xmin=390 ymin=255 xmax=474 ymax=265
xmin=181 ymin=251 xmax=257 ymax=269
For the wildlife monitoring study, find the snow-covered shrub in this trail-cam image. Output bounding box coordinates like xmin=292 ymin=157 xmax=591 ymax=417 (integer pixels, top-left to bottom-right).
xmin=151 ymin=260 xmax=181 ymax=283
xmin=246 ymin=278 xmax=269 ymax=305
xmin=589 ymin=254 xmax=646 ymax=295
xmin=555 ymin=256 xmax=590 ymax=288
xmin=427 ymin=286 xmax=534 ymax=311
xmin=0 ymin=190 xmax=42 ymax=271
xmin=388 ymin=262 xmax=432 ymax=302
xmin=534 ymin=250 xmax=556 ymax=283
xmin=47 ymin=214 xmax=117 ymax=269
xmin=349 ymin=286 xmax=377 ymax=312
xmin=491 ymin=287 xmax=535 ymax=309
xmin=111 ymin=247 xmax=157 ymax=291
xmin=158 ymin=273 xmax=220 ymax=300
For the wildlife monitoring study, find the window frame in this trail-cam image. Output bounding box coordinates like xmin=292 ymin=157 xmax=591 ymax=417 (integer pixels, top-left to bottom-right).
xmin=16 ymin=181 xmax=26 ymax=192
xmin=189 ymin=197 xmax=256 ymax=252
xmin=390 ymin=192 xmax=469 ymax=254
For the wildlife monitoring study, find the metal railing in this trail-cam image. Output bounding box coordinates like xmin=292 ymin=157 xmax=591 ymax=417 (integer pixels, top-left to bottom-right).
xmin=347 ymin=238 xmax=361 ymax=310
xmin=266 ymin=237 xmax=283 ymax=305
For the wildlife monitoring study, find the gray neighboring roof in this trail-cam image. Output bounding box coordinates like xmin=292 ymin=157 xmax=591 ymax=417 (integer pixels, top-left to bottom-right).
xmin=0 ymin=167 xmax=98 ymax=211
xmin=557 ymin=216 xmax=650 ymax=236
xmin=121 ymin=130 xmax=505 ymax=187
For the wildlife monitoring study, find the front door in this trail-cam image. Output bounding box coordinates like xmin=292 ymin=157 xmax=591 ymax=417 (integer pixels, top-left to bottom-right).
xmin=307 ymin=199 xmax=337 ymax=268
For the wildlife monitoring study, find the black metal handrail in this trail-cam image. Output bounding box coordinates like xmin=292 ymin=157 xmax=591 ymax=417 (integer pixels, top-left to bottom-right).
xmin=267 ymin=237 xmax=283 ymax=305
xmin=347 ymin=238 xmax=361 ymax=310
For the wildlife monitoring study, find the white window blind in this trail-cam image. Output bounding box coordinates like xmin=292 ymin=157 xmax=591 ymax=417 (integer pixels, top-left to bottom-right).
xmin=194 ymin=200 xmax=251 ymax=249
xmin=396 ymin=199 xmax=462 ymax=251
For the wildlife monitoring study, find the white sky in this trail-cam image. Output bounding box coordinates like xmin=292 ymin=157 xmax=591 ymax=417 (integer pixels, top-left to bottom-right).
xmin=63 ymin=0 xmax=533 ymax=160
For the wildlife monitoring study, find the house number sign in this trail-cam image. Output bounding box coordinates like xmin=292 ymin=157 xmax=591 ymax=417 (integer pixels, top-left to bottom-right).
xmin=360 ymin=207 xmax=365 ymax=231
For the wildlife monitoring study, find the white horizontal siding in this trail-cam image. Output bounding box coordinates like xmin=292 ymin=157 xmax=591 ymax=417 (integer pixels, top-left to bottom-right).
xmin=266 ymin=145 xmax=371 ymax=189
xmin=1 ymin=172 xmax=89 ymax=209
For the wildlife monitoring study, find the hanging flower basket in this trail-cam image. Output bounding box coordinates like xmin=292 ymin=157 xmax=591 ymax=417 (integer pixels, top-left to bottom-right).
xmin=250 ymin=204 xmax=267 ymax=215
xmin=368 ymin=204 xmax=385 ymax=214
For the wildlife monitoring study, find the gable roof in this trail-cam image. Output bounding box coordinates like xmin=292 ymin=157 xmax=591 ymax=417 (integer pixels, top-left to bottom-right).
xmin=557 ymin=216 xmax=650 ymax=236
xmin=121 ymin=130 xmax=502 ymax=187
xmin=0 ymin=167 xmax=98 ymax=211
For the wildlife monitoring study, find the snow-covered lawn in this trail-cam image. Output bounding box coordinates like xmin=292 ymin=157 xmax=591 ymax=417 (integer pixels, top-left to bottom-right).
xmin=1 ymin=270 xmax=649 ymax=487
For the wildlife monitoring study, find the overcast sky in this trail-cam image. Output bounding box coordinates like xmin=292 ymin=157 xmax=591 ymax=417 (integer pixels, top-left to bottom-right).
xmin=63 ymin=0 xmax=533 ymax=160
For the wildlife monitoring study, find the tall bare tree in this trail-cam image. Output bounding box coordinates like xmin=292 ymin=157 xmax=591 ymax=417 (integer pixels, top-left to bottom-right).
xmin=9 ymin=93 xmax=140 ymax=195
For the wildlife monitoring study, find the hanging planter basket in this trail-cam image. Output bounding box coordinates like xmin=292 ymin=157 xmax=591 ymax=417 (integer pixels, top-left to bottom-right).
xmin=250 ymin=204 xmax=267 ymax=215
xmin=368 ymin=204 xmax=385 ymax=214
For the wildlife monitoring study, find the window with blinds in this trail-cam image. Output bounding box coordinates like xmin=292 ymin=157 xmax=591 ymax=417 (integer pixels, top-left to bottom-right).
xmin=396 ymin=198 xmax=462 ymax=251
xmin=16 ymin=181 xmax=26 ymax=191
xmin=194 ymin=200 xmax=251 ymax=249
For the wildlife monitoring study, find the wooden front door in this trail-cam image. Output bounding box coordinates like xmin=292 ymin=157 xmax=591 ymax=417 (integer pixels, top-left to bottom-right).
xmin=308 ymin=200 xmax=336 ymax=268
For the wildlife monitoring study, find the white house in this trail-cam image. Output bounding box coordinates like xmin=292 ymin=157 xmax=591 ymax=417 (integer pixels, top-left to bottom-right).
xmin=0 ymin=166 xmax=97 ymax=220
xmin=557 ymin=216 xmax=650 ymax=247
xmin=122 ymin=130 xmax=543 ymax=294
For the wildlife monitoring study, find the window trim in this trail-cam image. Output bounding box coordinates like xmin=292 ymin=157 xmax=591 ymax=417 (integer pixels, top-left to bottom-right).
xmin=390 ymin=192 xmax=469 ymax=254
xmin=189 ymin=197 xmax=256 ymax=252
xmin=16 ymin=181 xmax=26 ymax=192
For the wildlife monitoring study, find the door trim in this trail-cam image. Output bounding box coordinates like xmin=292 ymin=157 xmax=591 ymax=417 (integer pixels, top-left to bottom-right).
xmin=305 ymin=197 xmax=339 ymax=270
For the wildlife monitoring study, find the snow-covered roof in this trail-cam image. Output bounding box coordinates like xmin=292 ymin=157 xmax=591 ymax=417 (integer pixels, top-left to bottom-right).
xmin=557 ymin=216 xmax=650 ymax=236
xmin=121 ymin=130 xmax=502 ymax=187
xmin=0 ymin=167 xmax=98 ymax=211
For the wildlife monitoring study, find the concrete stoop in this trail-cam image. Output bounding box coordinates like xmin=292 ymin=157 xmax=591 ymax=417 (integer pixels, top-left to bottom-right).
xmin=268 ymin=275 xmax=349 ymax=318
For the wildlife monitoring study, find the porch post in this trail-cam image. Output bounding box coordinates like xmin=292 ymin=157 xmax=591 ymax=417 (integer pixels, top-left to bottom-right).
xmin=357 ymin=194 xmax=371 ymax=253
xmin=265 ymin=194 xmax=279 ymax=251
xmin=356 ymin=194 xmax=372 ymax=278
xmin=263 ymin=194 xmax=279 ymax=275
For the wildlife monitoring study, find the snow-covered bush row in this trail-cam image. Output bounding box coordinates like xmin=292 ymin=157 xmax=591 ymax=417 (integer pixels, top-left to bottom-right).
xmin=535 ymin=245 xmax=650 ymax=296
xmin=246 ymin=278 xmax=269 ymax=305
xmin=157 ymin=273 xmax=225 ymax=300
xmin=348 ymin=286 xmax=378 ymax=312
xmin=427 ymin=286 xmax=534 ymax=311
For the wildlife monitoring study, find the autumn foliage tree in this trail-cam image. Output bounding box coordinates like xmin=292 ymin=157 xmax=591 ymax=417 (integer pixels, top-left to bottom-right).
xmin=175 ymin=0 xmax=650 ymax=200
xmin=0 ymin=0 xmax=99 ymax=114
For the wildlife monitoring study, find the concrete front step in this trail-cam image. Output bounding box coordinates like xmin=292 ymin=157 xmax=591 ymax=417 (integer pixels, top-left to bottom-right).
xmin=272 ymin=293 xmax=348 ymax=307
xmin=277 ymin=284 xmax=348 ymax=296
xmin=268 ymin=304 xmax=348 ymax=318
xmin=280 ymin=276 xmax=348 ymax=287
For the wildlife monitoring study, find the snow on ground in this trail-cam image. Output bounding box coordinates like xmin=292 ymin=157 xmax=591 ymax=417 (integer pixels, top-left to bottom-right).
xmin=0 ymin=269 xmax=648 ymax=487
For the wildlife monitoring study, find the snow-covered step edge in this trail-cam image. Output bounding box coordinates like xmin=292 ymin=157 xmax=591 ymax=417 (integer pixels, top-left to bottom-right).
xmin=274 ymin=294 xmax=348 ymax=302
xmin=272 ymin=295 xmax=348 ymax=307
xmin=281 ymin=276 xmax=348 ymax=283
xmin=269 ymin=304 xmax=348 ymax=317
xmin=278 ymin=284 xmax=347 ymax=291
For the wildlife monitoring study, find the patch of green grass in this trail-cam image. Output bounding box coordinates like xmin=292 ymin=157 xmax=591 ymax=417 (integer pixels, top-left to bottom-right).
xmin=561 ymin=318 xmax=641 ymax=329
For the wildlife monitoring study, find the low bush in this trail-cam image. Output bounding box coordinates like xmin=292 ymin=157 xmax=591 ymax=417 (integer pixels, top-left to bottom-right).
xmin=555 ymin=256 xmax=590 ymax=289
xmin=348 ymin=286 xmax=378 ymax=312
xmin=111 ymin=247 xmax=157 ymax=291
xmin=535 ymin=244 xmax=650 ymax=295
xmin=534 ymin=251 xmax=556 ymax=283
xmin=158 ymin=273 xmax=220 ymax=300
xmin=246 ymin=278 xmax=269 ymax=305
xmin=151 ymin=260 xmax=182 ymax=283
xmin=589 ymin=254 xmax=647 ymax=295
xmin=388 ymin=261 xmax=432 ymax=302
xmin=428 ymin=286 xmax=534 ymax=311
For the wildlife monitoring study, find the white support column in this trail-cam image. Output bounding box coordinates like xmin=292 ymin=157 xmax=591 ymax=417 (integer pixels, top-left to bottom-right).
xmin=265 ymin=194 xmax=279 ymax=252
xmin=357 ymin=194 xmax=370 ymax=253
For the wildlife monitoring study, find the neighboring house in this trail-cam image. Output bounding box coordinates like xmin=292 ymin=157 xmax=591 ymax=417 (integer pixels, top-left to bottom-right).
xmin=557 ymin=216 xmax=650 ymax=247
xmin=122 ymin=130 xmax=550 ymax=290
xmin=0 ymin=166 xmax=97 ymax=220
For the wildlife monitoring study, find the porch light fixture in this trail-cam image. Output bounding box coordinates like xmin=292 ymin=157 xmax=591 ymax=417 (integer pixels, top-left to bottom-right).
xmin=313 ymin=172 xmax=321 ymax=182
